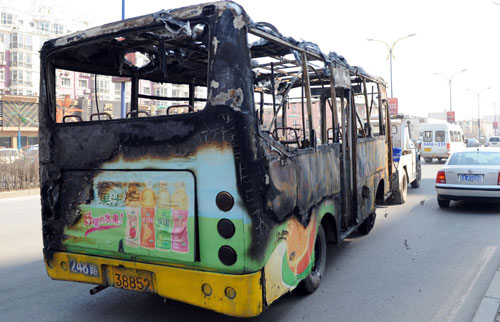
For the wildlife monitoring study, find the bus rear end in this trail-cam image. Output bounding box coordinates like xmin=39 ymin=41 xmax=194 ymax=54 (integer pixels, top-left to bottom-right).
xmin=39 ymin=3 xmax=266 ymax=317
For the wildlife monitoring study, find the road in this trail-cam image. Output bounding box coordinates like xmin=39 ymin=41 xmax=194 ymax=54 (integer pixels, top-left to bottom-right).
xmin=1 ymin=163 xmax=500 ymax=322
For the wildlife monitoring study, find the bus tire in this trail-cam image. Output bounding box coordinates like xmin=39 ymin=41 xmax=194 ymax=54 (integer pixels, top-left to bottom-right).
xmin=301 ymin=225 xmax=327 ymax=294
xmin=358 ymin=212 xmax=376 ymax=235
xmin=424 ymin=157 xmax=433 ymax=163
xmin=411 ymin=163 xmax=421 ymax=188
xmin=393 ymin=175 xmax=407 ymax=204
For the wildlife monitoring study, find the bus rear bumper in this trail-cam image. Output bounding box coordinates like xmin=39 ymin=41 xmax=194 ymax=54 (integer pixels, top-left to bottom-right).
xmin=44 ymin=251 xmax=264 ymax=318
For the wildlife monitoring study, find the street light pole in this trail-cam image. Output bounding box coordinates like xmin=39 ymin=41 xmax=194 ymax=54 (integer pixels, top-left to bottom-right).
xmin=389 ymin=48 xmax=393 ymax=98
xmin=467 ymin=87 xmax=492 ymax=139
xmin=367 ymin=33 xmax=416 ymax=98
xmin=478 ymin=93 xmax=480 ymax=139
xmin=495 ymin=102 xmax=497 ymax=136
xmin=434 ymin=69 xmax=467 ymax=112
xmin=120 ymin=0 xmax=126 ymax=118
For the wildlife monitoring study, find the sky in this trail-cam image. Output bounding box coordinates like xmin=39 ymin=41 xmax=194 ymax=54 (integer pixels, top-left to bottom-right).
xmin=47 ymin=0 xmax=500 ymax=121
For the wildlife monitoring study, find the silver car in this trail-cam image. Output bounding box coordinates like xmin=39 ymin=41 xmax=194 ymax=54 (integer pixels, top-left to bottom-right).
xmin=435 ymin=148 xmax=500 ymax=207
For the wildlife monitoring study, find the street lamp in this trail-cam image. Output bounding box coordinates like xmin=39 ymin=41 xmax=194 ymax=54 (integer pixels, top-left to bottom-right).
xmin=434 ymin=69 xmax=467 ymax=112
xmin=467 ymin=87 xmax=492 ymax=139
xmin=120 ymin=0 xmax=126 ymax=118
xmin=494 ymin=102 xmax=498 ymax=136
xmin=367 ymin=33 xmax=416 ymax=98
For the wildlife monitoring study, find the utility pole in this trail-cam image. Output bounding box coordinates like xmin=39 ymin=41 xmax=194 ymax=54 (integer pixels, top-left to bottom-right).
xmin=495 ymin=103 xmax=498 ymax=136
xmin=120 ymin=0 xmax=126 ymax=118
xmin=467 ymin=87 xmax=491 ymax=139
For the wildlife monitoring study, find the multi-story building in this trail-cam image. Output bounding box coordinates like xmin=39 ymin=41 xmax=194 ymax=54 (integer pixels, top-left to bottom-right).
xmin=0 ymin=1 xmax=208 ymax=149
xmin=0 ymin=0 xmax=92 ymax=148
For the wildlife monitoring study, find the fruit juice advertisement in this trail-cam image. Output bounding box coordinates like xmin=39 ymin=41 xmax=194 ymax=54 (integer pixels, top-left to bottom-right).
xmin=172 ymin=210 xmax=188 ymax=252
xmin=125 ymin=183 xmax=141 ymax=247
xmin=125 ymin=207 xmax=140 ymax=246
xmin=171 ymin=182 xmax=189 ymax=253
xmin=155 ymin=183 xmax=173 ymax=251
xmin=63 ymin=171 xmax=196 ymax=262
xmin=156 ymin=208 xmax=173 ymax=250
xmin=140 ymin=188 xmax=156 ymax=248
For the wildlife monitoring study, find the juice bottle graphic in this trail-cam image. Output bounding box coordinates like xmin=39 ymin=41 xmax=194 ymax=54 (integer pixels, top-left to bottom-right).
xmin=155 ymin=183 xmax=173 ymax=251
xmin=140 ymin=188 xmax=156 ymax=248
xmin=125 ymin=183 xmax=141 ymax=247
xmin=171 ymin=182 xmax=189 ymax=253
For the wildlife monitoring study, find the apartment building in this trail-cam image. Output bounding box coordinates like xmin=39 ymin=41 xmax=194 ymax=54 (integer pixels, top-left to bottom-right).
xmin=0 ymin=1 xmax=207 ymax=148
xmin=0 ymin=1 xmax=92 ymax=148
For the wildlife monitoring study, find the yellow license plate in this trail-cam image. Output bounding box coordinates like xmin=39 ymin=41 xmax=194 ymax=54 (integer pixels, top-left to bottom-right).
xmin=112 ymin=266 xmax=154 ymax=293
xmin=424 ymin=148 xmax=432 ymax=152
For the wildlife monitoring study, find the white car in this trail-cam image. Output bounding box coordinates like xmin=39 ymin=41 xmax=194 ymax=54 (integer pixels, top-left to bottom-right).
xmin=0 ymin=148 xmax=20 ymax=164
xmin=435 ymin=148 xmax=500 ymax=207
xmin=486 ymin=136 xmax=500 ymax=147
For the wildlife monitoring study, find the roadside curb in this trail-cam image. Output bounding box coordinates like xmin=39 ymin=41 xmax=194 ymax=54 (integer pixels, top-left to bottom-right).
xmin=0 ymin=189 xmax=39 ymax=199
xmin=472 ymin=265 xmax=500 ymax=322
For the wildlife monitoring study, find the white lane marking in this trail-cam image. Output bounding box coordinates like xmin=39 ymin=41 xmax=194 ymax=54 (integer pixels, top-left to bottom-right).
xmin=431 ymin=246 xmax=497 ymax=322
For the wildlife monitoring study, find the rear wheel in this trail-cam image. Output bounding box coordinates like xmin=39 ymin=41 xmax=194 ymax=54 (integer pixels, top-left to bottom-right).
xmin=437 ymin=196 xmax=450 ymax=208
xmin=301 ymin=225 xmax=327 ymax=294
xmin=411 ymin=162 xmax=421 ymax=188
xmin=393 ymin=175 xmax=408 ymax=204
xmin=424 ymin=157 xmax=433 ymax=163
xmin=358 ymin=212 xmax=376 ymax=235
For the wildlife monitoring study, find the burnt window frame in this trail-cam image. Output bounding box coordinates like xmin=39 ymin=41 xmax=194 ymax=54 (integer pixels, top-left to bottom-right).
xmin=45 ymin=19 xmax=213 ymax=125
xmin=248 ymin=28 xmax=342 ymax=150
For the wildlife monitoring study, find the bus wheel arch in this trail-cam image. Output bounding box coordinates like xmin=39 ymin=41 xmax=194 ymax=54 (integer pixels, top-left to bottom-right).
xmin=320 ymin=213 xmax=338 ymax=245
xmin=375 ymin=179 xmax=385 ymax=205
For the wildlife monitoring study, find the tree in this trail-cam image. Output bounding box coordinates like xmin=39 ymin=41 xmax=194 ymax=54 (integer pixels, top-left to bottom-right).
xmin=8 ymin=106 xmax=37 ymax=150
xmin=56 ymin=95 xmax=82 ymax=123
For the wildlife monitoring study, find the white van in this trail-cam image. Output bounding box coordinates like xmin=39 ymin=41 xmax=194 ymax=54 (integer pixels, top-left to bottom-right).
xmin=419 ymin=123 xmax=466 ymax=163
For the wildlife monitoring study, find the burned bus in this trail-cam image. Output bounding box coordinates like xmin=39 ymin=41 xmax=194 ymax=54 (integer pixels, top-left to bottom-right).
xmin=39 ymin=1 xmax=394 ymax=317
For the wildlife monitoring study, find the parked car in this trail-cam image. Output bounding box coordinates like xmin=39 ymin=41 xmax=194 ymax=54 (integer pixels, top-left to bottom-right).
xmin=435 ymin=148 xmax=500 ymax=207
xmin=466 ymin=138 xmax=481 ymax=148
xmin=420 ymin=123 xmax=466 ymax=163
xmin=0 ymin=148 xmax=20 ymax=164
xmin=17 ymin=144 xmax=39 ymax=165
xmin=485 ymin=136 xmax=500 ymax=147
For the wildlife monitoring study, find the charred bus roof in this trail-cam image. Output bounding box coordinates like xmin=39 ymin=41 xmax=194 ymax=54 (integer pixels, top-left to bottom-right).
xmin=40 ymin=1 xmax=384 ymax=90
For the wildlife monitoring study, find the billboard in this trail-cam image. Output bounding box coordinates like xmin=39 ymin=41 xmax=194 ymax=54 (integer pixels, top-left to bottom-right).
xmin=447 ymin=111 xmax=455 ymax=123
xmin=388 ymin=98 xmax=398 ymax=115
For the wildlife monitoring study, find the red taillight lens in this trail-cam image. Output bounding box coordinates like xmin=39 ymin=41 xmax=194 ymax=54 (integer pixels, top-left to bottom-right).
xmin=446 ymin=143 xmax=451 ymax=150
xmin=497 ymin=172 xmax=500 ymax=185
xmin=436 ymin=171 xmax=446 ymax=184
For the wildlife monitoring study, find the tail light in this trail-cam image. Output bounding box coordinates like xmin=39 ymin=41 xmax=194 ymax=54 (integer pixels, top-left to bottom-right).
xmin=436 ymin=171 xmax=446 ymax=184
xmin=497 ymin=172 xmax=500 ymax=185
xmin=446 ymin=143 xmax=450 ymax=150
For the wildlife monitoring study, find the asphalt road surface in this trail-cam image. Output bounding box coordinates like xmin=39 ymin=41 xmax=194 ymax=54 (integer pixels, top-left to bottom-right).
xmin=1 ymin=163 xmax=500 ymax=322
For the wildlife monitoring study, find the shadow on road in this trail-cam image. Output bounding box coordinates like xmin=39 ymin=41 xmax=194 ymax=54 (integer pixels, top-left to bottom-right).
xmin=440 ymin=201 xmax=500 ymax=215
